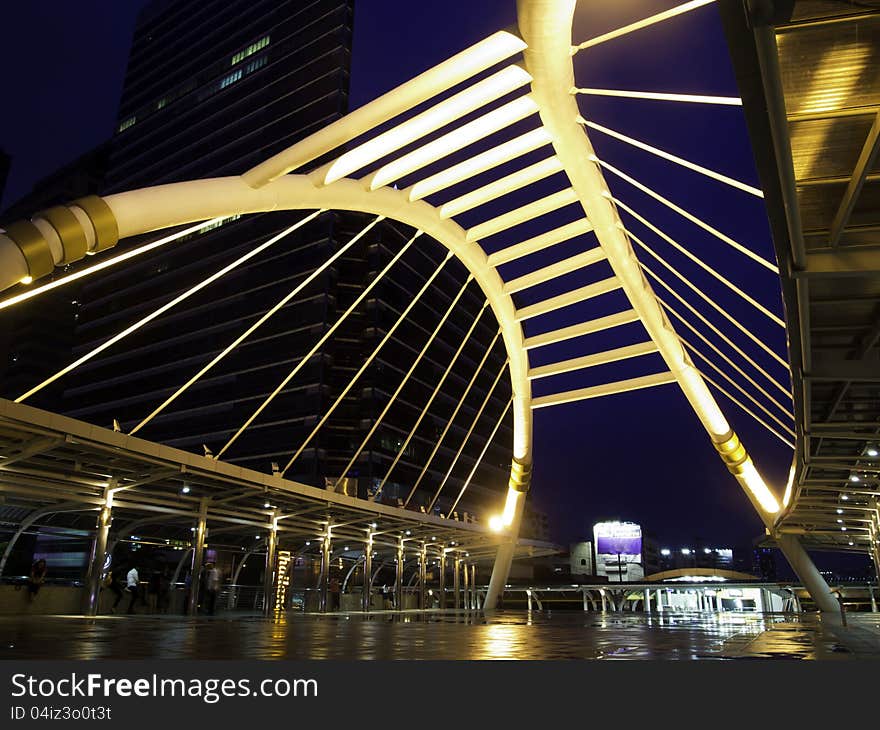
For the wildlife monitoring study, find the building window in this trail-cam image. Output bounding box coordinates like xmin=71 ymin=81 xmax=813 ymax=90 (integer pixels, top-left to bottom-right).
xmin=156 ymin=97 xmax=167 ymax=110
xmin=244 ymin=55 xmax=267 ymax=75
xmin=231 ymin=35 xmax=270 ymax=66
xmin=117 ymin=116 xmax=136 ymax=132
xmin=219 ymin=69 xmax=243 ymax=89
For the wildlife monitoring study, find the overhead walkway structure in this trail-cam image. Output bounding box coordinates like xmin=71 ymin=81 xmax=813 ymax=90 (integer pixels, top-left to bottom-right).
xmin=0 ymin=0 xmax=864 ymax=613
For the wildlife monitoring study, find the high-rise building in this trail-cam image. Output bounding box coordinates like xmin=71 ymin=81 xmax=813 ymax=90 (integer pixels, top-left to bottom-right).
xmin=59 ymin=0 xmax=513 ymax=520
xmin=0 ymin=148 xmax=9 ymax=204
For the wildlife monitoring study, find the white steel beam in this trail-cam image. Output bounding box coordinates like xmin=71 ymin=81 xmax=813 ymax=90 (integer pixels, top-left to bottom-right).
xmin=466 ymin=187 xmax=578 ymax=241
xmin=530 ymin=371 xmax=676 ymax=409
xmin=523 ymin=309 xmax=640 ymax=349
xmin=487 ymin=218 xmax=593 ymax=266
xmin=528 ymin=341 xmax=657 ymax=379
xmin=503 ymin=247 xmax=605 ymax=293
xmin=514 ymin=276 xmax=620 ymax=320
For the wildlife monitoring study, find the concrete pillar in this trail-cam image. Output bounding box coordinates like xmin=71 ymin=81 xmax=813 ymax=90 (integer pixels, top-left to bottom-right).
xmin=470 ymin=564 xmax=477 ymax=610
xmin=262 ymin=513 xmax=278 ymax=617
xmin=775 ymin=533 xmax=839 ymax=613
xmin=583 ymin=589 xmax=589 ymax=612
xmin=84 ymin=484 xmax=115 ymax=616
xmin=644 ymin=588 xmax=651 ymax=613
xmin=187 ymin=499 xmax=208 ymax=616
xmin=485 ymin=488 xmax=526 ymax=609
xmin=362 ymin=531 xmax=373 ymax=612
xmin=656 ymin=587 xmax=663 ymax=612
xmin=869 ymin=585 xmax=878 ymax=613
xmin=600 ymin=590 xmax=607 ymax=612
xmin=395 ymin=539 xmax=404 ymax=610
xmin=319 ymin=528 xmax=331 ymax=613
xmin=463 ymin=560 xmax=470 ymax=610
xmin=453 ymin=555 xmax=461 ymax=609
xmin=439 ymin=551 xmax=447 ymax=609
xmin=419 ymin=544 xmax=427 ymax=609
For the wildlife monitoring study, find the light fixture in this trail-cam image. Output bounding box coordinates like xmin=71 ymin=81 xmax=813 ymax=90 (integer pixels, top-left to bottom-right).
xmin=837 ymin=509 xmax=843 ymax=514
xmin=703 ymin=548 xmax=711 ymax=554
xmin=681 ymin=548 xmax=691 ymax=555
xmin=660 ymin=548 xmax=670 ymax=556
xmin=841 ymin=494 xmax=849 ymax=500
xmin=20 ymin=275 xmax=33 ymax=285
xmin=866 ymin=445 xmax=879 ymax=458
xmin=850 ymin=474 xmax=860 ymax=483
xmin=489 ymin=515 xmax=504 ymax=532
xmin=181 ymin=485 xmax=191 ymax=494
xmin=263 ymin=501 xmax=271 ymax=509
xmin=305 ymin=541 xmax=310 ymax=546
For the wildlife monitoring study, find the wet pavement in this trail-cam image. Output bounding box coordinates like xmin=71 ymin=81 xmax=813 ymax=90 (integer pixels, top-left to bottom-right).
xmin=2 ymin=610 xmax=878 ymax=660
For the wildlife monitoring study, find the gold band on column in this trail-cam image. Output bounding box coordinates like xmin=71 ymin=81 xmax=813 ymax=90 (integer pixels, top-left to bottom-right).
xmin=509 ymin=457 xmax=532 ymax=492
xmin=37 ymin=206 xmax=88 ymax=263
xmin=713 ymin=430 xmax=749 ymax=475
xmin=72 ymin=195 xmax=119 ymax=252
xmin=4 ymin=220 xmax=54 ymax=279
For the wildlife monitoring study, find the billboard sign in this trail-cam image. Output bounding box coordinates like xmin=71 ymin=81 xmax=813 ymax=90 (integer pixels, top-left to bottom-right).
xmin=593 ymin=522 xmax=643 ymax=581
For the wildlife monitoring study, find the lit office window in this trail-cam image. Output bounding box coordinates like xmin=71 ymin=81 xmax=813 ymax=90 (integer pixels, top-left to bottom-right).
xmin=117 ymin=116 xmax=137 ymax=132
xmin=245 ymin=55 xmax=267 ymax=74
xmin=219 ymin=69 xmax=243 ymax=89
xmin=231 ymin=35 xmax=270 ymax=66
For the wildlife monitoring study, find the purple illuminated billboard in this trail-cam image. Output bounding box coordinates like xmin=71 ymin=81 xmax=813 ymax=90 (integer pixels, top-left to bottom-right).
xmin=593 ymin=522 xmax=642 ymax=558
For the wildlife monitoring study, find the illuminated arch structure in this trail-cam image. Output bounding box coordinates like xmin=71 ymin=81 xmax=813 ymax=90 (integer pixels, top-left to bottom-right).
xmin=0 ymin=1 xmax=843 ymax=611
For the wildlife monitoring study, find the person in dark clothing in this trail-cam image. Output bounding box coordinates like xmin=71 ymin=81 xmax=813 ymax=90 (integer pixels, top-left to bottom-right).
xmin=27 ymin=560 xmax=47 ymax=600
xmin=105 ymin=568 xmax=126 ymax=613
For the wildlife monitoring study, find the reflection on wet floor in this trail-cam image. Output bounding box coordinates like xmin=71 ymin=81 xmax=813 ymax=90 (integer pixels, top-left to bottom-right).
xmin=1 ymin=610 xmax=877 ymax=660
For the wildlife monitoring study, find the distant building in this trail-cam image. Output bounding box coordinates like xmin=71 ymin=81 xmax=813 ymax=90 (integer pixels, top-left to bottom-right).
xmin=657 ymin=545 xmax=735 ymax=573
xmin=569 ymin=541 xmax=593 ymax=576
xmin=593 ymin=521 xmax=645 ymax=582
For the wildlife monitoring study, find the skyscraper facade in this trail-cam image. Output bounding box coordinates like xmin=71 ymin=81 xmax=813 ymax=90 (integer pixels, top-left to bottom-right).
xmin=56 ymin=0 xmax=516 ymax=524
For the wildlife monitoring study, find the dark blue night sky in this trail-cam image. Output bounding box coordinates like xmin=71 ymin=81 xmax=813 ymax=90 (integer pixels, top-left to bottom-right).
xmin=0 ymin=1 xmax=808 ymax=554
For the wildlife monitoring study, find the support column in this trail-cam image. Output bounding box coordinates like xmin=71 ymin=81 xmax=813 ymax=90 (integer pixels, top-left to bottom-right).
xmin=453 ymin=555 xmax=461 ymax=609
xmin=644 ymin=588 xmax=651 ymax=613
xmin=187 ymin=499 xmax=208 ymax=616
xmin=395 ymin=539 xmax=404 ymax=610
xmin=263 ymin=512 xmax=278 ymax=617
xmin=869 ymin=585 xmax=878 ymax=613
xmin=774 ymin=534 xmax=838 ymax=613
xmin=419 ymin=544 xmax=427 ymax=610
xmin=600 ymin=589 xmax=607 ymax=612
xmin=656 ymin=587 xmax=663 ymax=612
xmin=463 ymin=560 xmax=470 ymax=610
xmin=485 ymin=475 xmax=529 ymax=609
xmin=470 ymin=564 xmax=477 ymax=610
xmin=319 ymin=527 xmax=331 ymax=613
xmin=84 ymin=482 xmax=115 ymax=616
xmin=362 ymin=529 xmax=373 ymax=612
xmin=439 ymin=550 xmax=447 ymax=609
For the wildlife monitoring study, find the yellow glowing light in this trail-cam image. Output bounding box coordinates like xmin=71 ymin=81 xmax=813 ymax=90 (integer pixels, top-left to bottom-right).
xmin=19 ymin=275 xmax=33 ymax=285
xmin=489 ymin=515 xmax=504 ymax=532
xmin=409 ymin=127 xmax=553 ymax=201
xmin=501 ymin=487 xmax=518 ymax=527
xmin=322 ymin=65 xmax=532 ymax=185
xmin=740 ymin=459 xmax=780 ymax=515
xmin=369 ymin=96 xmax=539 ymax=190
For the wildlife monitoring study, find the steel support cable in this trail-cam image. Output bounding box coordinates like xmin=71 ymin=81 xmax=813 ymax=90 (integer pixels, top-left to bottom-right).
xmin=130 ymin=214 xmax=383 ymax=435
xmin=571 ymin=0 xmax=716 ymax=52
xmin=572 ymin=89 xmax=742 ymax=106
xmin=404 ymin=329 xmax=503 ymax=507
xmin=333 ymin=274 xmax=475 ymax=488
xmin=16 ymin=210 xmax=325 ymax=404
xmin=0 ymin=218 xmax=224 ymax=311
xmin=595 ymin=158 xmax=778 ymax=273
xmin=655 ymin=288 xmax=793 ymax=418
xmin=678 ymin=334 xmax=795 ymax=436
xmin=281 ymin=250 xmax=455 ymax=476
xmin=623 ymin=225 xmax=789 ymax=367
xmin=642 ymin=262 xmax=793 ymax=401
xmin=581 ymin=119 xmax=762 ymax=198
xmin=217 ymin=229 xmax=420 ymax=459
xmin=448 ymin=399 xmax=511 ymax=515
xmin=696 ymin=368 xmax=795 ymax=449
xmin=427 ymin=357 xmax=509 ymax=512
xmin=376 ymin=305 xmax=491 ymax=499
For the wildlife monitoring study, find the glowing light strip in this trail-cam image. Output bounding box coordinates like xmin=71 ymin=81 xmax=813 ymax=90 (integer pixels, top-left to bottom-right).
xmin=404 ymin=330 xmax=502 ymax=506
xmin=0 ymin=219 xmax=220 ymax=311
xmin=130 ymin=214 xmax=380 ymax=435
xmin=647 ymin=270 xmax=792 ymax=400
xmin=333 ymin=275 xmax=473 ymax=488
xmin=658 ymin=291 xmax=793 ymax=414
xmin=376 ymin=306 xmax=491 ymax=497
xmin=697 ymin=368 xmax=795 ymax=450
xmin=466 ymin=187 xmax=578 ymax=242
xmin=16 ymin=211 xmax=323 ymax=404
xmin=681 ymin=336 xmax=795 ymax=436
xmin=369 ymin=96 xmax=539 ymax=190
xmin=572 ymin=0 xmax=716 ymax=51
xmin=440 ymin=156 xmax=564 ymax=218
xmin=623 ymin=225 xmax=788 ymax=363
xmin=448 ymin=399 xmax=511 ymax=514
xmin=573 ymin=88 xmax=742 ymax=106
xmin=216 ymin=229 xmax=418 ymax=459
xmin=321 ymin=65 xmax=532 ymax=185
xmin=409 ymin=128 xmax=553 ymax=201
xmin=487 ymin=218 xmax=592 ymax=267
xmin=282 ymin=250 xmax=454 ymax=475
xmin=598 ymin=159 xmax=778 ymax=272
xmin=427 ymin=357 xmax=509 ymax=511
xmin=583 ymin=119 xmax=762 ymax=197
